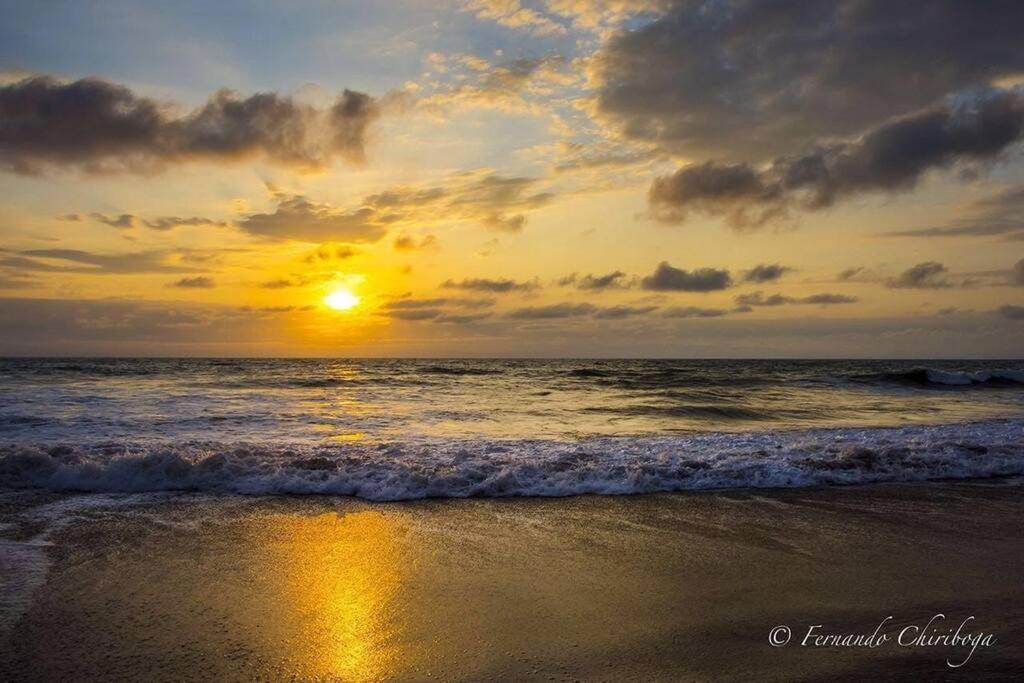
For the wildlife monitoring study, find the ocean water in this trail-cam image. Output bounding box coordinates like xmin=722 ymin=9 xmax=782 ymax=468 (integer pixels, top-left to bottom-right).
xmin=1 ymin=358 xmax=1022 ymax=500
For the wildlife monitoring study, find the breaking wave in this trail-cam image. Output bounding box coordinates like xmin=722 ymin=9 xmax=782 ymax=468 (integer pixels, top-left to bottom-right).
xmin=855 ymin=368 xmax=1024 ymax=388
xmin=1 ymin=421 xmax=1021 ymax=502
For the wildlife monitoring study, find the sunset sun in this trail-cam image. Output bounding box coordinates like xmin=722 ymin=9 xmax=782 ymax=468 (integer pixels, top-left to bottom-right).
xmin=324 ymin=288 xmax=360 ymax=311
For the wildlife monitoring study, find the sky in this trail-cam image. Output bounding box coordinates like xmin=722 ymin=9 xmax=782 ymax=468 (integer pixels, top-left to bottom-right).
xmin=0 ymin=0 xmax=1022 ymax=357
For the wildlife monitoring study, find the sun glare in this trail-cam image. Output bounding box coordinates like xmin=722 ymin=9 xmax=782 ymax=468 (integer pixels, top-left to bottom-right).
xmin=324 ymin=288 xmax=360 ymax=312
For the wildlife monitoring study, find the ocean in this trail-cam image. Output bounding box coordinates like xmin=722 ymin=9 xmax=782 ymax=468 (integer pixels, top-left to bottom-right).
xmin=1 ymin=358 xmax=1023 ymax=500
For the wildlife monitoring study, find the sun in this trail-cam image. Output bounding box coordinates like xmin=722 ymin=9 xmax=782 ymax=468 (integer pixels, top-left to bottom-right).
xmin=324 ymin=287 xmax=360 ymax=311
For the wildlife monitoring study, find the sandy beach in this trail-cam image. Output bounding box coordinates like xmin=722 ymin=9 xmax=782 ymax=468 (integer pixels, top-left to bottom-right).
xmin=2 ymin=480 xmax=1023 ymax=681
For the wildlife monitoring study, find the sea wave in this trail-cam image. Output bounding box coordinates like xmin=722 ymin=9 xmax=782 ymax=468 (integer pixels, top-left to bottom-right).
xmin=1 ymin=421 xmax=1021 ymax=501
xmin=853 ymin=368 xmax=1024 ymax=388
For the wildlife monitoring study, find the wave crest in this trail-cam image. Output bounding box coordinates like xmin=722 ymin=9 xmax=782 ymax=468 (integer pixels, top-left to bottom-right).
xmin=1 ymin=421 xmax=1021 ymax=501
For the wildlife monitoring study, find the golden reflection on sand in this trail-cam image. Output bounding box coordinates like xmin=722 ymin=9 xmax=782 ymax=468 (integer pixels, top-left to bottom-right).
xmin=249 ymin=511 xmax=405 ymax=681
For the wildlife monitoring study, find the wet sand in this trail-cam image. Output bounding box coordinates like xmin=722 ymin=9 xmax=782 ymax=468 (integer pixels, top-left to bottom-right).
xmin=2 ymin=482 xmax=1023 ymax=681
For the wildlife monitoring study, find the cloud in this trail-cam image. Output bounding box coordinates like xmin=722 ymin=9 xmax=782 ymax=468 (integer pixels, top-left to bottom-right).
xmin=640 ymin=262 xmax=732 ymax=292
xmin=0 ymin=248 xmax=193 ymax=274
xmin=552 ymin=146 xmax=660 ymax=174
xmin=247 ymin=173 xmax=554 ymax=243
xmin=557 ymin=270 xmax=628 ymax=290
xmin=592 ymin=304 xmax=658 ymax=319
xmin=648 ymin=88 xmax=1024 ymax=228
xmin=507 ymin=303 xmax=596 ymax=319
xmin=743 ymin=264 xmax=793 ymax=283
xmin=239 ymin=192 xmax=386 ymax=243
xmin=736 ymin=291 xmax=859 ymax=306
xmin=171 ymin=276 xmax=215 ymax=289
xmin=461 ymin=1 xmax=566 ymax=36
xmin=379 ymin=296 xmax=496 ymax=323
xmin=447 ymin=174 xmax=555 ymax=233
xmin=0 ymin=76 xmax=389 ymax=174
xmin=662 ymin=306 xmax=731 ymax=318
xmin=997 ymin=304 xmax=1024 ymax=320
xmin=800 ymin=293 xmax=859 ymax=305
xmin=239 ymin=305 xmax=315 ymax=315
xmin=435 ymin=312 xmax=493 ymax=324
xmin=442 ymin=277 xmax=538 ymax=293
xmin=304 ymin=243 xmax=359 ymax=263
xmin=77 ymin=213 xmax=229 ymax=231
xmin=734 ymin=292 xmax=791 ymax=307
xmin=259 ymin=279 xmax=297 ymax=289
xmin=881 ymin=185 xmax=1024 ymax=239
xmin=386 ymin=308 xmax=444 ymax=321
xmin=1013 ymin=259 xmax=1024 ymax=286
xmin=141 ymin=216 xmax=230 ymax=231
xmin=89 ymin=213 xmax=137 ymax=229
xmin=393 ymin=234 xmax=439 ymax=251
xmin=590 ymin=1 xmax=1024 ymax=161
xmin=838 ymin=266 xmax=866 ymax=281
xmin=382 ymin=297 xmax=495 ymax=310
xmin=0 ymin=297 xmax=321 ymax=354
xmin=885 ymin=262 xmax=951 ymax=289
xmin=422 ymin=54 xmax=574 ymax=113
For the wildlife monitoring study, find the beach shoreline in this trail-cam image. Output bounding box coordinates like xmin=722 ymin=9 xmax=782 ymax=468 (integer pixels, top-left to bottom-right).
xmin=2 ymin=480 xmax=1023 ymax=681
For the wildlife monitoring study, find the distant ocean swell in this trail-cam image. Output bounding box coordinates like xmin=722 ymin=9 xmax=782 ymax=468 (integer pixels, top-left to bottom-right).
xmin=5 ymin=362 xmax=1023 ymax=390
xmin=1 ymin=421 xmax=1021 ymax=502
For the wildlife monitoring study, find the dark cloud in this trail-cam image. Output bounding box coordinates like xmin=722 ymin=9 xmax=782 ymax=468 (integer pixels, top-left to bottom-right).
xmin=383 ymin=297 xmax=495 ymax=310
xmin=435 ymin=312 xmax=493 ymax=324
xmin=648 ymin=88 xmax=1024 ymax=228
xmin=997 ymin=304 xmax=1024 ymax=320
xmin=662 ymin=306 xmax=730 ymax=318
xmin=80 ymin=213 xmax=228 ymax=231
xmin=378 ymin=295 xmax=496 ymax=324
xmin=259 ymin=279 xmax=297 ymax=289
xmin=442 ymin=277 xmax=538 ymax=293
xmin=386 ymin=309 xmax=443 ymax=321
xmin=171 ymin=276 xmax=215 ymax=289
xmin=1013 ymin=259 xmax=1024 ymax=286
xmin=507 ymin=303 xmax=596 ymax=319
xmin=0 ymin=76 xmax=387 ymax=174
xmin=886 ymin=262 xmax=951 ymax=289
xmin=0 ymin=248 xmax=192 ymax=274
xmin=743 ymin=264 xmax=793 ymax=283
xmin=592 ymin=304 xmax=658 ymax=319
xmin=90 ymin=213 xmax=137 ymax=229
xmin=882 ymin=185 xmax=1024 ymax=239
xmin=838 ymin=266 xmax=866 ymax=281
xmin=592 ymin=1 xmax=1024 ymax=161
xmin=735 ymin=292 xmax=791 ymax=307
xmin=142 ymin=216 xmax=229 ymax=231
xmin=736 ymin=291 xmax=859 ymax=306
xmin=800 ymin=293 xmax=859 ymax=305
xmin=640 ymin=261 xmax=732 ymax=292
xmin=557 ymin=270 xmax=628 ymax=290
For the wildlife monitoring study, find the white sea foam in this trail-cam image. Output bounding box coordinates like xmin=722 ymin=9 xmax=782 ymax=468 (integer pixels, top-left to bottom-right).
xmin=1 ymin=421 xmax=1022 ymax=501
xmin=920 ymin=369 xmax=1024 ymax=385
